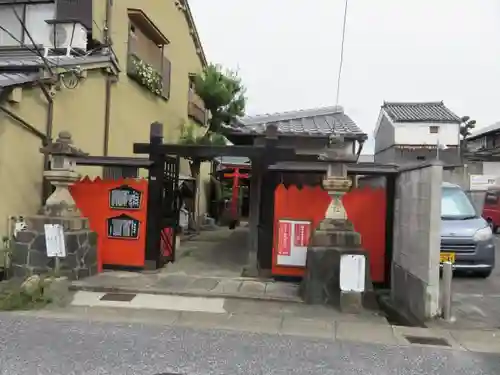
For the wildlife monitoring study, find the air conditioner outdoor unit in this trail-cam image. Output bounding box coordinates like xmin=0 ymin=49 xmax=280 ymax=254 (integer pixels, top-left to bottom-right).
xmin=46 ymin=22 xmax=88 ymax=54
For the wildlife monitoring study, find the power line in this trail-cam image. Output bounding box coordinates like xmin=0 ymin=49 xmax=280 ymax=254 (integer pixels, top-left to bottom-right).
xmin=335 ymin=0 xmax=349 ymax=107
xmin=0 ymin=24 xmax=58 ymax=68
xmin=11 ymin=0 xmax=54 ymax=75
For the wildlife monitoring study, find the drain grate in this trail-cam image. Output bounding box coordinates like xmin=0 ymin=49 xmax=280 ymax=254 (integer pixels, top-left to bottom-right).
xmin=100 ymin=293 xmax=136 ymax=302
xmin=404 ymin=335 xmax=450 ymax=347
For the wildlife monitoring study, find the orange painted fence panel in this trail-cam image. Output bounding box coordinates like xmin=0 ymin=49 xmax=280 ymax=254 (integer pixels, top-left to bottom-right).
xmin=69 ymin=177 xmax=148 ymax=271
xmin=272 ymin=184 xmax=387 ymax=283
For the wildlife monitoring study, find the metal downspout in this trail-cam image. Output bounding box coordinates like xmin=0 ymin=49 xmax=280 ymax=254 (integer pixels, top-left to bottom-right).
xmin=103 ymin=0 xmax=113 ymax=157
xmin=39 ymin=82 xmax=54 ymax=201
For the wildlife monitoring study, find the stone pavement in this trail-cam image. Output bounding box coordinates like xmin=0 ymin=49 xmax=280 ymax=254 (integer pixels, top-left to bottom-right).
xmin=167 ymin=225 xmax=250 ymax=277
xmin=71 ymin=225 xmax=306 ymax=302
xmin=71 ymin=271 xmax=303 ymax=302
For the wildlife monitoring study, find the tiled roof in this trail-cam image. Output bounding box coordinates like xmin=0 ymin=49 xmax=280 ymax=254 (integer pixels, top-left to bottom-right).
xmin=225 ymin=106 xmax=366 ymax=139
xmin=0 ymin=72 xmax=39 ymax=88
xmin=469 ymin=121 xmax=500 ymax=139
xmin=0 ymin=53 xmax=116 ymax=70
xmin=214 ymin=156 xmax=250 ymax=166
xmin=0 ymin=50 xmax=119 ymax=95
xmin=382 ymin=101 xmax=461 ymax=123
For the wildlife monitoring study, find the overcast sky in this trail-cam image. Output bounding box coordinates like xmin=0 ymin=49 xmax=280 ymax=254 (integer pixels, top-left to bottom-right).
xmin=189 ymin=0 xmax=500 ymax=153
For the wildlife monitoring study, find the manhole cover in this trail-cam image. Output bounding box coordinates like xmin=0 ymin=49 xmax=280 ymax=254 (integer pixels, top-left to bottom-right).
xmin=100 ymin=293 xmax=136 ymax=302
xmin=404 ymin=335 xmax=450 ymax=347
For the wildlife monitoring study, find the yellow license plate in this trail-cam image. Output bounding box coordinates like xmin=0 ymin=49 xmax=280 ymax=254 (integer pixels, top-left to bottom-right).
xmin=440 ymin=252 xmax=455 ymax=264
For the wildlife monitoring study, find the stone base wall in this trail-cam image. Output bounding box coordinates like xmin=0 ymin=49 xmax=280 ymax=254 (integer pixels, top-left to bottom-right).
xmin=11 ymin=216 xmax=98 ymax=280
xmin=391 ymin=263 xmax=429 ymax=322
xmin=300 ymin=245 xmax=374 ymax=311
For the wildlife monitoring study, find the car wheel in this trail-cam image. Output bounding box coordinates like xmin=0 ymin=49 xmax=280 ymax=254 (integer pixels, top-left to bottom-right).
xmin=476 ymin=270 xmax=492 ymax=278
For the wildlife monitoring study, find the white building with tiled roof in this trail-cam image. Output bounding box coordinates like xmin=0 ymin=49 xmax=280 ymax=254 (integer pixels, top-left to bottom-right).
xmin=373 ymin=101 xmax=462 ymax=165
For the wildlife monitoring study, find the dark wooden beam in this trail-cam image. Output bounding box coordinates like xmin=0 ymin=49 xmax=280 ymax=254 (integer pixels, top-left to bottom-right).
xmin=72 ymin=156 xmax=153 ymax=168
xmin=133 ymin=143 xmax=296 ymax=159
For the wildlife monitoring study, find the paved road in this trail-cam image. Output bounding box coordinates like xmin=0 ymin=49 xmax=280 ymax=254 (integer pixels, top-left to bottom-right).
xmin=0 ymin=314 xmax=499 ymax=375
xmin=450 ymin=236 xmax=500 ymax=329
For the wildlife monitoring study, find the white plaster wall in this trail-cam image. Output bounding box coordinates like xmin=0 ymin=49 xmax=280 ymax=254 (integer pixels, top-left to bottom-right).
xmin=483 ymin=162 xmax=500 ymax=176
xmin=394 ymin=122 xmax=460 ymax=146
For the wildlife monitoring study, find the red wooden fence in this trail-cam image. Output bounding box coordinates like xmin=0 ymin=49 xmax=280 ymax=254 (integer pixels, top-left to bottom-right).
xmin=69 ymin=177 xmax=148 ymax=271
xmin=272 ymin=184 xmax=387 ymax=282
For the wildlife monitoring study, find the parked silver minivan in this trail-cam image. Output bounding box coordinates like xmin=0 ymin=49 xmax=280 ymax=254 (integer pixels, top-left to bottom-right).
xmin=440 ymin=182 xmax=495 ymax=277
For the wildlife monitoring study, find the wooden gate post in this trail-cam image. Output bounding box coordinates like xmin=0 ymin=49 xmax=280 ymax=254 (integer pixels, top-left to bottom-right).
xmin=145 ymin=122 xmax=165 ymax=269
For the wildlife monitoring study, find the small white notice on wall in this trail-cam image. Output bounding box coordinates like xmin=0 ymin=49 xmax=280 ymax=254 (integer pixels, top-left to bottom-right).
xmin=44 ymin=224 xmax=67 ymax=258
xmin=276 ymin=219 xmax=312 ymax=267
xmin=339 ymin=254 xmax=366 ymax=292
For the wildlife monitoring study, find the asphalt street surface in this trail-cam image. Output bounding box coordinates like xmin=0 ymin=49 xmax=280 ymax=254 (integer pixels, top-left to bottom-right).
xmin=450 ymin=235 xmax=500 ymax=329
xmin=0 ymin=313 xmax=499 ymax=375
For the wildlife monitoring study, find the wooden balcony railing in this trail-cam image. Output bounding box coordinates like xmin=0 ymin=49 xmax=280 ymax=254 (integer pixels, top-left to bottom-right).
xmin=188 ymin=88 xmax=207 ymax=125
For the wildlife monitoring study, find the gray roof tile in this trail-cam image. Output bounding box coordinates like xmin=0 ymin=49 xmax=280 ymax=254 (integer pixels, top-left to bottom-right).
xmin=214 ymin=156 xmax=250 ymax=165
xmin=382 ymin=101 xmax=461 ymax=123
xmin=0 ymin=53 xmax=114 ymax=69
xmin=0 ymin=72 xmax=39 ymax=89
xmin=225 ymin=106 xmax=366 ymax=139
xmin=469 ymin=121 xmax=500 ymax=139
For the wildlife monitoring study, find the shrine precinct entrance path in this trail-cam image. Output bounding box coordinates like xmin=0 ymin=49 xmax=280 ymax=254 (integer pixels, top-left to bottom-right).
xmin=71 ymin=225 xmax=301 ymax=302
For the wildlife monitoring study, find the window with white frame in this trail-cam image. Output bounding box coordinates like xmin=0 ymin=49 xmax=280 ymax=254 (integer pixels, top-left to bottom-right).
xmin=0 ymin=3 xmax=55 ymax=47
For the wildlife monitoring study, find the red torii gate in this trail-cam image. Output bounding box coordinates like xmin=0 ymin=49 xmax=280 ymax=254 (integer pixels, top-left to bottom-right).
xmin=223 ymin=167 xmax=250 ymax=219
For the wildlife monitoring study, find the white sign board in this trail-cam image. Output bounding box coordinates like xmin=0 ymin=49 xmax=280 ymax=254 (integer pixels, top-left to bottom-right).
xmin=470 ymin=175 xmax=498 ymax=191
xmin=339 ymin=254 xmax=366 ymax=292
xmin=276 ymin=219 xmax=312 ymax=267
xmin=44 ymin=224 xmax=67 ymax=258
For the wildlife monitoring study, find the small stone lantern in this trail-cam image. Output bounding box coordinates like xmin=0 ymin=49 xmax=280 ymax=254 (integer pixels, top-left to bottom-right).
xmin=39 ymin=131 xmax=88 ymax=217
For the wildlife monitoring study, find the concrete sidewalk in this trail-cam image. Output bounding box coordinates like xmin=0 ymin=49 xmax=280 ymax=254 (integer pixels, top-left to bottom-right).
xmin=15 ymin=300 xmax=500 ymax=354
xmin=71 ymin=272 xmax=303 ymax=302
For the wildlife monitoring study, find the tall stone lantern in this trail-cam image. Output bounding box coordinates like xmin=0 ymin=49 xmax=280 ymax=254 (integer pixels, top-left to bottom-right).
xmin=39 ymin=131 xmax=88 ymax=217
xmin=300 ymin=135 xmax=371 ymax=313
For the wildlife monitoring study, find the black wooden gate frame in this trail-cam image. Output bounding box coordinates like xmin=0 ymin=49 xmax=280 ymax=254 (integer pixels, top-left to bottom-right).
xmin=159 ymin=155 xmax=180 ymax=263
xmin=134 ymin=121 xmax=297 ymax=270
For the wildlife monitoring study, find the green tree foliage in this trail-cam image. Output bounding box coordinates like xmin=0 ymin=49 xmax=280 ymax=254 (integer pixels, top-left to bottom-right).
xmin=193 ymin=63 xmax=246 ymax=136
xmin=178 ymin=64 xmax=246 ymax=228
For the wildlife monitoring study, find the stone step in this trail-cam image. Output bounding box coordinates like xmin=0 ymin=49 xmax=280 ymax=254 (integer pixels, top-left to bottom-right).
xmin=310 ymin=230 xmax=361 ymax=247
xmin=317 ymin=219 xmax=354 ymax=231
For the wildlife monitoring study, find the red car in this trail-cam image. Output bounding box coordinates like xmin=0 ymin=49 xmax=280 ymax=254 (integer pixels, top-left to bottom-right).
xmin=482 ymin=186 xmax=500 ymax=233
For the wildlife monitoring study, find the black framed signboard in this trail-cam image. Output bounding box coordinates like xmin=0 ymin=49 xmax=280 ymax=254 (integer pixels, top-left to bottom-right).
xmin=109 ymin=185 xmax=142 ymax=210
xmin=107 ymin=214 xmax=140 ymax=239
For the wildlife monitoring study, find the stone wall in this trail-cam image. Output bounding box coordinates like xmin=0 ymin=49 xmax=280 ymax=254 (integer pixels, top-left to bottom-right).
xmin=391 ymin=162 xmax=442 ymax=322
xmin=11 ymin=216 xmax=98 ymax=280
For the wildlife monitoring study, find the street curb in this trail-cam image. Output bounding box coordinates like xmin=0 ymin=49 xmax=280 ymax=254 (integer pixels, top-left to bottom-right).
xmin=69 ymin=284 xmax=305 ymax=304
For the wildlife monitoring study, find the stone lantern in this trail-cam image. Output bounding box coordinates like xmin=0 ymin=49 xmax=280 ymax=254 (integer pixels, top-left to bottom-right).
xmin=39 ymin=131 xmax=88 ymax=217
xmin=300 ymin=134 xmax=371 ymax=313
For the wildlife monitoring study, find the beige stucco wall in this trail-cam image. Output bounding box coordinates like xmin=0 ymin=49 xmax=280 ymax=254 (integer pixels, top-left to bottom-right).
xmin=0 ymin=70 xmax=106 ymax=238
xmin=94 ymin=0 xmax=205 ymax=174
xmin=97 ymin=0 xmax=212 ymax=215
xmin=0 ymin=1 xmax=211 ymax=238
